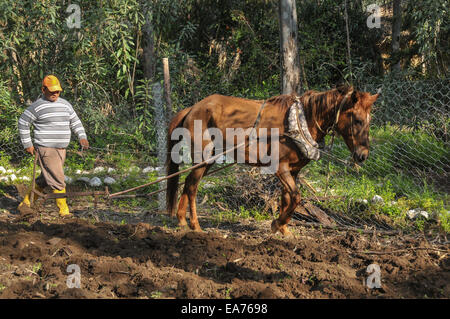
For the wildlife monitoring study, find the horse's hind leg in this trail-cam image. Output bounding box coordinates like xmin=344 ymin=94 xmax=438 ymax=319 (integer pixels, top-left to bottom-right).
xmin=180 ymin=164 xmax=212 ymax=231
xmin=176 ymin=191 xmax=189 ymax=229
xmin=176 ymin=164 xmax=211 ymax=229
xmin=272 ymin=165 xmax=301 ymax=236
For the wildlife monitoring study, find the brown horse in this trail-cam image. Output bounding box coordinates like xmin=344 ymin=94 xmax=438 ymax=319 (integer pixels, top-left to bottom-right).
xmin=166 ymin=86 xmax=379 ymax=235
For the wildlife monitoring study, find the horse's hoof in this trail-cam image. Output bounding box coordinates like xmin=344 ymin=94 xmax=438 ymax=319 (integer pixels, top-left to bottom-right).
xmin=190 ymin=223 xmax=203 ymax=232
xmin=178 ymin=223 xmax=189 ymax=231
xmin=271 ymin=220 xmax=292 ymax=237
xmin=178 ymin=219 xmax=188 ymax=226
xmin=279 ymin=226 xmax=293 ymax=237
xmin=271 ymin=219 xmax=280 ymax=233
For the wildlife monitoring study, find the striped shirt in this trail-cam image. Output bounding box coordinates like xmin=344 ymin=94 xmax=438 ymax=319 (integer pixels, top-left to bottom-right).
xmin=18 ymin=97 xmax=87 ymax=149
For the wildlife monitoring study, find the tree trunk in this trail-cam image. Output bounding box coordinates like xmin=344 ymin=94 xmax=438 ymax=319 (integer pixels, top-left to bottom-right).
xmin=392 ymin=0 xmax=402 ymax=72
xmin=142 ymin=3 xmax=155 ymax=80
xmin=279 ymin=0 xmax=301 ymax=94
xmin=344 ymin=0 xmax=352 ymax=82
xmin=163 ymin=58 xmax=173 ymax=120
xmin=8 ymin=49 xmax=25 ymax=104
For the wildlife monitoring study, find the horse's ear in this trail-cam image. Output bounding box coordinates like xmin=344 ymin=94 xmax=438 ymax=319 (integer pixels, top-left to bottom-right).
xmin=361 ymin=92 xmax=380 ymax=110
xmin=367 ymin=93 xmax=380 ymax=108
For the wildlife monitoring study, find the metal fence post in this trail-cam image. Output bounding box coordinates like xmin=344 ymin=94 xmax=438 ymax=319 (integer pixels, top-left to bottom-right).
xmin=153 ymin=82 xmax=166 ymax=212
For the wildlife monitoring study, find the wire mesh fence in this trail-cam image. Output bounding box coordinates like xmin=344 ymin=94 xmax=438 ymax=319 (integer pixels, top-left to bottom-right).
xmin=1 ymin=77 xmax=448 ymax=230
xmin=357 ymin=77 xmax=449 ymax=194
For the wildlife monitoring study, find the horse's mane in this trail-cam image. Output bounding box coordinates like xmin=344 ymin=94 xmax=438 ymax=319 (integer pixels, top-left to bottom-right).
xmin=267 ymin=85 xmax=353 ymax=123
xmin=301 ymin=88 xmax=342 ymax=122
xmin=266 ymin=94 xmax=298 ymax=112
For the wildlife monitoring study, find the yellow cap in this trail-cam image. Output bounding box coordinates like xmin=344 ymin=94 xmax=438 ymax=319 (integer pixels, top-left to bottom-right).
xmin=42 ymin=75 xmax=63 ymax=92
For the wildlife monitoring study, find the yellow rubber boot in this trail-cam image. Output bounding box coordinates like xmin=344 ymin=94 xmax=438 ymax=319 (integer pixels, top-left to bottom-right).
xmin=53 ymin=188 xmax=72 ymax=217
xmin=18 ymin=185 xmax=43 ymax=209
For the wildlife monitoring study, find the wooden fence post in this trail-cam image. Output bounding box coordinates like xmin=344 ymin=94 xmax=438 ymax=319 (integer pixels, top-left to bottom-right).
xmin=163 ymin=58 xmax=172 ymax=120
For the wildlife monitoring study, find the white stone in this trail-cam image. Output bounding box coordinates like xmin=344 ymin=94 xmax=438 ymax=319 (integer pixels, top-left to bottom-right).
xmin=103 ymin=177 xmax=116 ymax=185
xmin=371 ymin=195 xmax=384 ymax=204
xmin=0 ymin=166 xmax=6 ymax=174
xmin=419 ymin=211 xmax=429 ymax=219
xmin=142 ymin=166 xmax=155 ymax=173
xmin=107 ymin=167 xmax=116 ymax=173
xmin=20 ymin=176 xmax=31 ymax=181
xmin=9 ymin=174 xmax=17 ymax=181
xmin=6 ymin=169 xmax=14 ymax=174
xmin=407 ymin=208 xmax=428 ymax=219
xmin=75 ymin=169 xmax=82 ymax=175
xmin=89 ymin=177 xmax=102 ymax=187
xmin=407 ymin=209 xmax=419 ymax=219
xmin=128 ymin=166 xmax=140 ymax=172
xmin=93 ymin=167 xmax=105 ymax=173
xmin=0 ymin=176 xmax=8 ymax=182
xmin=65 ymin=176 xmax=73 ymax=184
xmin=219 ymin=155 xmax=226 ymax=162
xmin=354 ymin=198 xmax=368 ymax=206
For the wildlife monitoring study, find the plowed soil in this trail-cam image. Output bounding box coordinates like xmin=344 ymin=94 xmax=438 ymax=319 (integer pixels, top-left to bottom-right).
xmin=0 ymin=184 xmax=449 ymax=299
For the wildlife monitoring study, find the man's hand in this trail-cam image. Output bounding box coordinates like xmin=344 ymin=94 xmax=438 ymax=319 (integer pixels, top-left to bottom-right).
xmin=25 ymin=146 xmax=35 ymax=155
xmin=80 ymin=139 xmax=89 ymax=150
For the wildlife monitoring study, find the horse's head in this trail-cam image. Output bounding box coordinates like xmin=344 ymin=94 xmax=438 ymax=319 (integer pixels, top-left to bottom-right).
xmin=335 ymin=86 xmax=380 ymax=164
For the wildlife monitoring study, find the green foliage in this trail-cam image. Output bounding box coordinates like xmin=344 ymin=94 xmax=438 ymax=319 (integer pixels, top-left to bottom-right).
xmin=0 ymin=79 xmax=22 ymax=150
xmin=439 ymin=210 xmax=450 ymax=233
xmin=0 ymin=152 xmax=12 ymax=168
xmin=404 ymin=0 xmax=449 ymax=76
xmin=238 ymin=206 xmax=272 ymax=221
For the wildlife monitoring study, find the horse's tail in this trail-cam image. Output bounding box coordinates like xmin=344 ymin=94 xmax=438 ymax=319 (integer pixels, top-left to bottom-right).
xmin=166 ymin=106 xmax=192 ymax=217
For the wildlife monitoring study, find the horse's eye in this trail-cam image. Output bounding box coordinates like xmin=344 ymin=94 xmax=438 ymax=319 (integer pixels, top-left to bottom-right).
xmin=354 ymin=119 xmax=363 ymax=125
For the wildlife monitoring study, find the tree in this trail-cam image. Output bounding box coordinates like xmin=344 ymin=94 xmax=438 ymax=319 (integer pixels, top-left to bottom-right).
xmin=392 ymin=0 xmax=402 ymax=72
xmin=142 ymin=2 xmax=155 ymax=81
xmin=279 ymin=0 xmax=301 ymax=94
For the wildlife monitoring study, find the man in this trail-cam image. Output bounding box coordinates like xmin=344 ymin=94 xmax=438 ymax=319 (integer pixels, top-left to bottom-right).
xmin=18 ymin=75 xmax=89 ymax=217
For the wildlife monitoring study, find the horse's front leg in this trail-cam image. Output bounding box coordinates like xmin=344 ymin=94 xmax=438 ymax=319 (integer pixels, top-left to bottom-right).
xmin=272 ymin=166 xmax=301 ymax=236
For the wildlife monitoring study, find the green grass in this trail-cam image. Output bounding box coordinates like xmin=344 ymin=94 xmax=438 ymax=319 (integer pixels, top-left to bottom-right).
xmin=238 ymin=206 xmax=272 ymax=221
xmin=150 ymin=291 xmax=163 ymax=299
xmin=301 ymin=124 xmax=449 ymax=233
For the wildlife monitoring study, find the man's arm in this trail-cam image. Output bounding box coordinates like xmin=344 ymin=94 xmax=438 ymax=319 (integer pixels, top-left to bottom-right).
xmin=18 ymin=107 xmax=37 ymax=154
xmin=69 ymin=107 xmax=89 ymax=149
